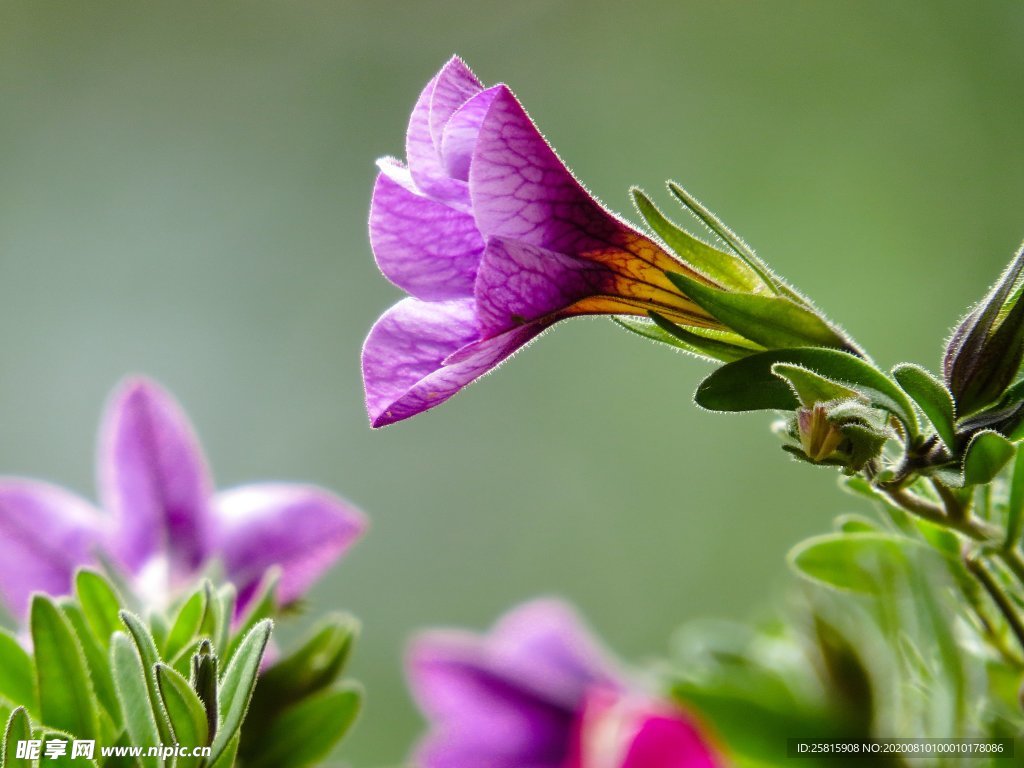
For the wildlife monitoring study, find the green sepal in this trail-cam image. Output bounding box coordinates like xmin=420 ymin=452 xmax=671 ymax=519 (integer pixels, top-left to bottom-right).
xmin=788 ymin=532 xmax=948 ymax=594
xmin=74 ymin=569 xmax=123 ymax=653
xmin=631 ymin=187 xmax=765 ymax=293
xmin=0 ymin=631 xmax=36 ymax=714
xmin=771 ymin=363 xmax=860 ymax=406
xmin=30 ymin=594 xmax=99 ymax=740
xmin=667 ymin=272 xmax=847 ymax=351
xmin=242 ymin=685 xmax=361 ymax=768
xmin=892 ymin=363 xmax=958 ymax=450
xmin=695 ymin=348 xmax=918 ymax=430
xmin=3 ymin=707 xmax=32 ymax=768
xmin=155 ymin=664 xmax=209 ymax=768
xmin=962 ymin=430 xmax=1016 ymax=487
xmin=612 ymin=315 xmax=755 ymax=363
xmin=110 ymin=633 xmax=161 ymax=768
xmin=209 ymin=620 xmax=273 ymax=766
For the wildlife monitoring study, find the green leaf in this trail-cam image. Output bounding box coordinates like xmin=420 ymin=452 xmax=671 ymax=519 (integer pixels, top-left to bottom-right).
xmin=164 ymin=588 xmax=208 ymax=662
xmin=155 ymin=664 xmax=209 ymax=768
xmin=209 ymin=620 xmax=272 ymax=766
xmin=3 ymin=707 xmax=32 ymax=768
xmin=209 ymin=734 xmax=239 ymax=768
xmin=110 ymin=633 xmax=161 ymax=768
xmin=30 ymin=595 xmax=99 ymax=740
xmin=224 ymin=570 xmax=279 ymax=669
xmin=256 ymin=614 xmax=358 ymax=707
xmin=0 ymin=631 xmax=35 ymax=713
xmin=666 ymin=272 xmax=847 ymax=350
xmin=833 ymin=514 xmax=881 ymax=534
xmin=190 ymin=642 xmax=218 ymax=746
xmin=771 ymin=363 xmax=860 ymax=406
xmin=74 ymin=570 xmax=123 ymax=652
xmin=612 ymin=315 xmax=755 ymax=362
xmin=695 ymin=348 xmax=918 ymax=429
xmin=631 ymin=187 xmax=765 ymax=293
xmin=244 ymin=685 xmax=361 ymax=768
xmin=1007 ymin=449 xmax=1024 ymax=549
xmin=119 ymin=612 xmax=172 ymax=744
xmin=788 ymin=533 xmax=940 ymax=594
xmin=60 ymin=603 xmax=121 ymax=724
xmin=962 ymin=430 xmax=1016 ymax=486
xmin=892 ymin=363 xmax=957 ymax=450
xmin=37 ymin=729 xmax=99 ymax=768
xmin=201 ymin=584 xmax=236 ymax=662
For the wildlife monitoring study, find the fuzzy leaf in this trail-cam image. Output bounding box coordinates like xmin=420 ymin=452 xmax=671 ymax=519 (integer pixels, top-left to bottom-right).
xmin=190 ymin=642 xmax=218 ymax=746
xmin=31 ymin=595 xmax=99 ymax=740
xmin=0 ymin=631 xmax=35 ymax=713
xmin=119 ymin=612 xmax=172 ymax=744
xmin=74 ymin=570 xmax=123 ymax=653
xmin=612 ymin=315 xmax=754 ymax=362
xmin=789 ymin=533 xmax=940 ymax=594
xmin=256 ymin=614 xmax=357 ymax=707
xmin=110 ymin=633 xmax=161 ymax=768
xmin=244 ymin=685 xmax=361 ymax=768
xmin=60 ymin=603 xmax=120 ymax=724
xmin=3 ymin=707 xmax=32 ymax=768
xmin=156 ymin=664 xmax=209 ymax=768
xmin=631 ymin=188 xmax=765 ymax=292
xmin=892 ymin=363 xmax=957 ymax=450
xmin=209 ymin=620 xmax=272 ymax=766
xmin=962 ymin=430 xmax=1016 ymax=486
xmin=225 ymin=570 xmax=279 ymax=669
xmin=771 ymin=363 xmax=860 ymax=406
xmin=164 ymin=588 xmax=208 ymax=663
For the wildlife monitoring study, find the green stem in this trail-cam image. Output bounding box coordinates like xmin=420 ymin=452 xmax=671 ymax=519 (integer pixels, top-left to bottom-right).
xmin=965 ymin=557 xmax=1024 ymax=654
xmin=881 ymin=487 xmax=999 ymax=541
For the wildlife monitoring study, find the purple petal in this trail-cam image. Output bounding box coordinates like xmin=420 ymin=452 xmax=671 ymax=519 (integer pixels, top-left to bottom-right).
xmin=622 ymin=712 xmax=723 ymax=768
xmin=98 ymin=377 xmax=213 ymax=582
xmin=213 ymin=484 xmax=366 ymax=610
xmin=409 ymin=630 xmax=574 ymax=768
xmin=469 ymin=87 xmax=633 ymax=255
xmin=428 ymin=56 xmax=483 ymax=151
xmin=361 ymin=297 xmax=542 ymax=427
xmin=441 ymin=86 xmax=503 ymax=181
xmin=369 ymin=170 xmax=483 ymax=301
xmin=474 ymin=237 xmax=607 ymax=337
xmin=0 ymin=480 xmax=105 ymax=618
xmin=406 ymin=58 xmax=480 ymax=204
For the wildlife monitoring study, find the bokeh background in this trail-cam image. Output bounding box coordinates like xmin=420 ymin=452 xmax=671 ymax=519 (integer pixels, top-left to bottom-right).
xmin=2 ymin=1 xmax=1023 ymax=763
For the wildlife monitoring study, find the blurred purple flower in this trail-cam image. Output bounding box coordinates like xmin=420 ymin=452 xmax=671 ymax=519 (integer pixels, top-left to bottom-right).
xmin=0 ymin=377 xmax=366 ymax=619
xmin=407 ymin=598 xmax=724 ymax=768
xmin=363 ymin=57 xmax=720 ymax=427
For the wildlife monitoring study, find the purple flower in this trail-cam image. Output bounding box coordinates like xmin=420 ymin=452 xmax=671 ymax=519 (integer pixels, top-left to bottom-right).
xmin=407 ymin=598 xmax=724 ymax=768
xmin=363 ymin=57 xmax=723 ymax=427
xmin=0 ymin=377 xmax=366 ymax=619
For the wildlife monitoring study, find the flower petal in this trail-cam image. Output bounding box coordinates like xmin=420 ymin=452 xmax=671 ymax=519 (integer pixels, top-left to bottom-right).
xmin=441 ymin=86 xmax=503 ymax=181
xmin=469 ymin=88 xmax=693 ymax=286
xmin=0 ymin=480 xmax=105 ymax=618
xmin=361 ymin=297 xmax=541 ymax=427
xmin=409 ymin=630 xmax=574 ymax=768
xmin=428 ymin=56 xmax=484 ymax=151
xmin=213 ymin=484 xmax=366 ymax=611
xmin=98 ymin=377 xmax=213 ymax=581
xmin=406 ymin=58 xmax=479 ymax=204
xmin=370 ymin=170 xmax=483 ymax=301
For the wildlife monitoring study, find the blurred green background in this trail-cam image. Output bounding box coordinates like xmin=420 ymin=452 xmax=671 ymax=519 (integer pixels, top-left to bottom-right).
xmin=1 ymin=1 xmax=1023 ymax=763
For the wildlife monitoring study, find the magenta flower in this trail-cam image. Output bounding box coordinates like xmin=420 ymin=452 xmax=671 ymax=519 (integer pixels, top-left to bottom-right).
xmin=0 ymin=377 xmax=366 ymax=619
xmin=407 ymin=598 xmax=724 ymax=768
xmin=363 ymin=57 xmax=723 ymax=427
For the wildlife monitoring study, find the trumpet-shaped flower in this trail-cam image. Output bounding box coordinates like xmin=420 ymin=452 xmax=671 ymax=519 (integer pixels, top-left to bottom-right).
xmin=0 ymin=377 xmax=366 ymax=619
xmin=363 ymin=57 xmax=728 ymax=427
xmin=407 ymin=598 xmax=724 ymax=768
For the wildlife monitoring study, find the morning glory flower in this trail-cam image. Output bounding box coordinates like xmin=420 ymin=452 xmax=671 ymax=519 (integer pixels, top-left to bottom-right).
xmin=363 ymin=56 xmax=727 ymax=427
xmin=407 ymin=598 xmax=724 ymax=768
xmin=0 ymin=377 xmax=366 ymax=619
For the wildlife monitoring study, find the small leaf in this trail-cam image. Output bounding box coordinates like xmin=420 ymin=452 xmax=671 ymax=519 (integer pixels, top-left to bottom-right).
xmin=256 ymin=614 xmax=358 ymax=707
xmin=695 ymin=348 xmax=918 ymax=430
xmin=612 ymin=315 xmax=755 ymax=362
xmin=155 ymin=664 xmax=209 ymax=768
xmin=31 ymin=595 xmax=99 ymax=740
xmin=60 ymin=603 xmax=121 ymax=723
xmin=209 ymin=734 xmax=239 ymax=768
xmin=962 ymin=430 xmax=1016 ymax=486
xmin=74 ymin=570 xmax=123 ymax=652
xmin=3 ymin=707 xmax=32 ymax=768
xmin=0 ymin=631 xmax=36 ymax=713
xmin=225 ymin=569 xmax=279 ymax=669
xmin=209 ymin=620 xmax=272 ymax=766
xmin=789 ymin=533 xmax=941 ymax=594
xmin=771 ymin=363 xmax=860 ymax=406
xmin=833 ymin=514 xmax=881 ymax=534
xmin=119 ymin=612 xmax=173 ymax=744
xmin=190 ymin=642 xmax=218 ymax=746
xmin=164 ymin=588 xmax=208 ymax=662
xmin=1006 ymin=449 xmax=1024 ymax=549
xmin=244 ymin=685 xmax=361 ymax=768
xmin=110 ymin=633 xmax=161 ymax=768
xmin=892 ymin=363 xmax=957 ymax=450
xmin=667 ymin=272 xmax=847 ymax=350
xmin=631 ymin=187 xmax=765 ymax=292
